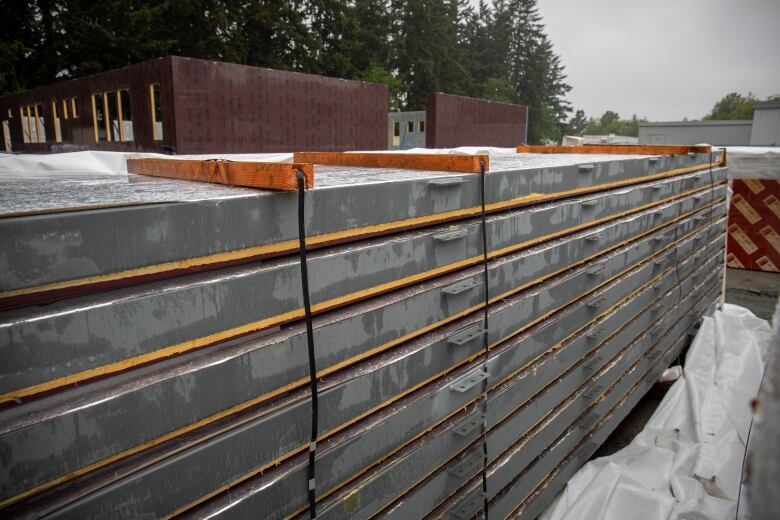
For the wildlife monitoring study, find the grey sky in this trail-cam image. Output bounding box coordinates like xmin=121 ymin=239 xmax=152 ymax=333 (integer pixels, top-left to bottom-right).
xmin=530 ymin=0 xmax=780 ymax=121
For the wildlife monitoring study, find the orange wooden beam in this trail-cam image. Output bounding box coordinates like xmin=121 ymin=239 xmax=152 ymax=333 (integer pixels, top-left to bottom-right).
xmin=126 ymin=159 xmax=314 ymax=191
xmin=516 ymin=144 xmax=712 ymax=155
xmin=293 ymin=152 xmax=489 ymax=173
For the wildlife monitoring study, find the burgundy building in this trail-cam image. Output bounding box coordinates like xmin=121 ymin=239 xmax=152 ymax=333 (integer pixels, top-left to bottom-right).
xmin=0 ymin=56 xmax=389 ymax=154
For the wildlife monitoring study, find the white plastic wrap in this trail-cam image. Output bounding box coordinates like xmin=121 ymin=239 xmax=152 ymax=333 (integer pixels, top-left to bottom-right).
xmin=724 ymin=147 xmax=780 ymax=180
xmin=540 ymin=304 xmax=773 ymax=520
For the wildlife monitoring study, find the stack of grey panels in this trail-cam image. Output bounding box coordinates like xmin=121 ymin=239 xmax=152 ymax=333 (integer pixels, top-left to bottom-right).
xmin=0 ymin=149 xmax=727 ymax=520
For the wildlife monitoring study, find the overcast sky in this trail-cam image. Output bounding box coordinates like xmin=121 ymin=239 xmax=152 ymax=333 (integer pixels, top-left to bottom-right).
xmin=529 ymin=0 xmax=780 ymax=121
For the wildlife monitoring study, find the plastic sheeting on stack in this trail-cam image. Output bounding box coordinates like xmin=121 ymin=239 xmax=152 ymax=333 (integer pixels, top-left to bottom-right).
xmin=0 ymin=147 xmax=728 ymax=519
xmin=540 ymin=304 xmax=772 ymax=520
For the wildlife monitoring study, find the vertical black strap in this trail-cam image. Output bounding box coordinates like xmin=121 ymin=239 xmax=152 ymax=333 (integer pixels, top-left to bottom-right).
xmin=296 ymin=169 xmax=318 ymax=519
xmin=477 ymin=159 xmax=490 ymax=520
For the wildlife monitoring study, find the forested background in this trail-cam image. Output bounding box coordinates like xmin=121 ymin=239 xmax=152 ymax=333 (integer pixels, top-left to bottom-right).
xmin=1 ymin=1 xmax=773 ymax=143
xmin=0 ymin=0 xmax=572 ymax=143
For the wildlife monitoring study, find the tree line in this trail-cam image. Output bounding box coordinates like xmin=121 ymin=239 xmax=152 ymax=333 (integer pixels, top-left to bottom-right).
xmin=0 ymin=0 xmax=572 ymax=143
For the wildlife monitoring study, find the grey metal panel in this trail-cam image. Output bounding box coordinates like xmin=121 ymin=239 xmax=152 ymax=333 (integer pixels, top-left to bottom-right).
xmin=378 ymin=262 xmax=723 ymax=520
xmin=499 ymin=296 xmax=718 ymax=520
xmin=0 ymin=153 xmax=715 ymax=297
xmin=0 ymin=171 xmax=726 ymax=402
xmin=0 ymin=200 xmax=725 ymax=510
xmin=21 ymin=224 xmax=725 ymax=520
xmin=509 ymin=298 xmax=722 ymax=520
xmin=750 ymin=103 xmax=780 ymax=145
xmin=638 ymin=121 xmax=752 ymax=146
xmin=314 ymin=251 xmax=724 ymax=520
xmin=27 ymin=223 xmax=725 ymax=516
xmin=429 ymin=282 xmax=721 ymax=520
xmin=166 ymin=231 xmax=724 ymax=520
xmin=1 ymin=209 xmax=726 ymax=512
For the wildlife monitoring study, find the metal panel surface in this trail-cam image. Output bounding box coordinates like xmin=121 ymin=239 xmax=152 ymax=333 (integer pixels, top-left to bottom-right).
xmin=0 ymin=198 xmax=726 ymax=508
xmin=8 ymin=224 xmax=724 ymax=519
xmin=308 ymin=251 xmax=724 ymax=520
xmin=0 ymin=176 xmax=726 ymax=404
xmin=8 ymin=221 xmax=721 ymax=517
xmin=426 ymin=281 xmax=720 ymax=520
xmin=374 ymin=258 xmax=723 ymax=520
xmin=496 ymin=294 xmax=718 ymax=520
xmin=157 ymin=230 xmax=724 ymax=520
xmin=0 ymin=156 xmax=721 ymax=306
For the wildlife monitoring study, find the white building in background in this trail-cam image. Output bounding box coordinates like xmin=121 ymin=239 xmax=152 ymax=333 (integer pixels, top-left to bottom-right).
xmin=751 ymin=100 xmax=780 ymax=146
xmin=637 ymin=101 xmax=780 ymax=146
xmin=563 ymin=134 xmax=638 ymax=146
xmin=638 ymin=120 xmax=753 ymax=146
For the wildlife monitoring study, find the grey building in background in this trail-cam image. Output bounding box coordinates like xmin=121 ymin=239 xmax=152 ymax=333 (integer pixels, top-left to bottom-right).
xmin=750 ymin=100 xmax=780 ymax=146
xmin=388 ymin=111 xmax=426 ymax=149
xmin=638 ymin=120 xmax=753 ymax=146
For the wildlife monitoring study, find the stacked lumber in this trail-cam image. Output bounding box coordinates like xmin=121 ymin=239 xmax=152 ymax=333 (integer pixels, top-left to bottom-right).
xmin=0 ymin=146 xmax=727 ymax=519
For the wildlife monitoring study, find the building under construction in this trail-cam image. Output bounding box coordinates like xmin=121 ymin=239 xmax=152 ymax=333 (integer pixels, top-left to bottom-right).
xmin=0 ymin=57 xmax=528 ymax=155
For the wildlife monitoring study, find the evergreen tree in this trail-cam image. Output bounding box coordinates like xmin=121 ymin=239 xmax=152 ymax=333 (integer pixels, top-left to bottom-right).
xmin=393 ymin=0 xmax=471 ymax=110
xmin=0 ymin=0 xmax=574 ymax=145
xmin=233 ymin=1 xmax=311 ymax=71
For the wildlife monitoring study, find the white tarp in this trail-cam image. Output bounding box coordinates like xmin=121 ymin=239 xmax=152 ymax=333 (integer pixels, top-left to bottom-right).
xmin=540 ymin=304 xmax=773 ymax=520
xmin=0 ymin=151 xmax=296 ymax=175
xmin=724 ymin=147 xmax=780 ymax=180
xmin=0 ymin=148 xmax=524 ymax=177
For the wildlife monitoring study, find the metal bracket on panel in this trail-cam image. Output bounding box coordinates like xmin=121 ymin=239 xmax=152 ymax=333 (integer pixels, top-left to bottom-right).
xmin=453 ymin=417 xmax=483 ymax=438
xmin=576 ymin=440 xmax=600 ymax=461
xmin=651 ymin=281 xmax=664 ymax=292
xmin=650 ymin=303 xmax=662 ymax=314
xmin=652 ymin=209 xmax=665 ymax=219
xmin=434 ymin=228 xmax=471 ymax=243
xmin=584 ymin=384 xmax=605 ymax=400
xmin=649 ymin=325 xmax=662 ymax=337
xmin=694 ymin=214 xmax=708 ymax=222
xmin=449 ymin=492 xmax=488 ymax=520
xmin=586 ymin=327 xmax=607 ymax=341
xmin=577 ymin=163 xmax=595 ymax=173
xmin=583 ymin=355 xmax=604 ymax=371
xmin=448 ymin=452 xmax=482 ymax=478
xmin=653 ymin=257 xmax=667 ymax=267
xmin=429 ymin=177 xmax=467 ymax=188
xmin=687 ymin=151 xmax=697 ymax=158
xmin=450 ymin=370 xmax=489 ymax=393
xmin=584 ymin=233 xmax=602 ymax=243
xmin=645 ymin=349 xmax=661 ymax=360
xmin=651 ymin=184 xmax=664 ymax=191
xmin=578 ymin=413 xmax=599 ymax=430
xmin=442 ymin=279 xmax=481 ymax=296
xmin=587 ymin=264 xmax=605 ymax=276
xmin=447 ymin=324 xmax=487 ymax=346
xmin=644 ymin=370 xmax=661 ymax=384
xmin=652 ymin=234 xmax=666 ymax=243
xmin=648 ymin=156 xmax=660 ymax=164
xmin=581 ymin=198 xmax=599 ymax=208
xmin=693 ymin=194 xmax=706 ymax=201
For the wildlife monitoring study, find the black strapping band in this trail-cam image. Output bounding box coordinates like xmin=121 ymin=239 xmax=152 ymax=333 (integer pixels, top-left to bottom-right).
xmin=296 ymin=169 xmax=318 ymax=519
xmin=477 ymin=159 xmax=491 ymax=520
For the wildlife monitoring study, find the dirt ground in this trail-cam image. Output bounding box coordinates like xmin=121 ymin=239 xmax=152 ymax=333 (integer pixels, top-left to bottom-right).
xmin=595 ymin=268 xmax=779 ymax=458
